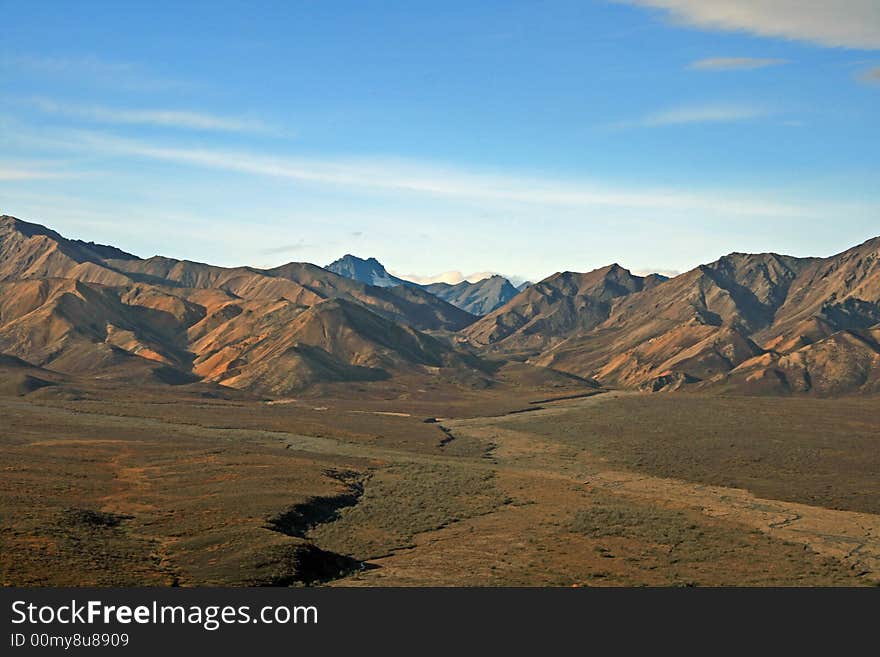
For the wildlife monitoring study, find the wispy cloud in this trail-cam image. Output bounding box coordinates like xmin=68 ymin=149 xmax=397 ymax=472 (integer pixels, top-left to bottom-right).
xmin=857 ymin=65 xmax=880 ymax=84
xmin=5 ymin=54 xmax=134 ymax=75
xmin=40 ymin=130 xmax=822 ymax=220
xmin=688 ymin=57 xmax=789 ymax=71
xmin=261 ymin=240 xmax=314 ymax=255
xmin=392 ymin=270 xmax=499 ymax=285
xmin=27 ymin=98 xmax=274 ymax=134
xmin=613 ymin=103 xmax=770 ymax=128
xmin=0 ymin=168 xmax=69 ymax=181
xmin=622 ymin=1 xmax=880 ymax=50
xmin=1 ymin=54 xmax=186 ymax=92
xmin=0 ymin=160 xmax=84 ymax=181
xmin=633 ymin=268 xmax=681 ymax=278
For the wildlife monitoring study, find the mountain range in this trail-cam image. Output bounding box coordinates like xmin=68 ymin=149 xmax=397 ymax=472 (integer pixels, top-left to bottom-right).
xmin=465 ymin=245 xmax=880 ymax=395
xmin=0 ymin=215 xmax=482 ymax=397
xmin=2 ymin=213 xmax=879 ymax=397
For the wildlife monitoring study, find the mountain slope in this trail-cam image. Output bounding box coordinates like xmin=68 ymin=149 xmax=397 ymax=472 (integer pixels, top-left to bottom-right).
xmin=758 ymin=236 xmax=880 ymax=347
xmin=0 ymin=276 xmax=198 ymax=381
xmin=721 ymin=326 xmax=880 ymax=395
xmin=194 ymin=297 xmax=467 ymax=394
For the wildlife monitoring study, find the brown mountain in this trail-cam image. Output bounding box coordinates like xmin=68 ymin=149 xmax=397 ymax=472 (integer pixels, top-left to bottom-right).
xmin=466 ymin=240 xmax=880 ymax=394
xmin=0 ymin=216 xmax=474 ymax=332
xmin=464 ymin=264 xmax=656 ymax=351
xmin=0 ymin=215 xmax=483 ymax=395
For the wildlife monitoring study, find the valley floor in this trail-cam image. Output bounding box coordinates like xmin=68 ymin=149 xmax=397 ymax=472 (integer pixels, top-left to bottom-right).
xmin=1 ymin=389 xmax=878 ymax=586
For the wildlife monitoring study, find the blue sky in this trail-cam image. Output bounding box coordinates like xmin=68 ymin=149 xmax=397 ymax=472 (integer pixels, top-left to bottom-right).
xmin=2 ymin=1 xmax=879 ymax=282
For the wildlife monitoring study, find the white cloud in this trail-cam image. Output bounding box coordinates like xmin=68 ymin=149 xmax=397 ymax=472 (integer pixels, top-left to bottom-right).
xmin=396 ymin=270 xmax=500 ymax=285
xmin=633 ymin=268 xmax=681 ymax=277
xmin=261 ymin=240 xmax=314 ymax=255
xmin=688 ymin=57 xmax=789 ymax=71
xmin=623 ymin=1 xmax=880 ymax=50
xmin=29 ymin=129 xmax=844 ymax=223
xmin=0 ymin=168 xmax=55 ymax=181
xmin=464 ymin=271 xmax=499 ymax=283
xmin=615 ymin=102 xmax=770 ymax=128
xmin=28 ymin=98 xmax=273 ymax=134
xmin=0 ymin=164 xmax=81 ymax=181
xmin=393 ymin=270 xmax=468 ymax=285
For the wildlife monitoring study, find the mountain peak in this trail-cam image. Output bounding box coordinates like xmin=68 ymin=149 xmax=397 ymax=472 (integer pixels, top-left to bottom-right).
xmin=326 ymin=254 xmax=409 ymax=288
xmin=0 ymin=215 xmax=140 ymax=262
xmin=337 ymin=254 xmax=381 ymax=265
xmin=601 ymin=263 xmax=635 ymax=278
xmin=0 ymin=215 xmax=61 ymax=240
xmin=546 ymin=263 xmax=638 ymax=286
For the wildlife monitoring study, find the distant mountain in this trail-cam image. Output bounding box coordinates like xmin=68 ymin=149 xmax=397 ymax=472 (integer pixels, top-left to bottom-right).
xmin=326 ymin=254 xmax=520 ymax=315
xmin=424 ymin=275 xmax=519 ymax=315
xmin=516 ymin=281 xmax=532 ymax=291
xmin=325 ymin=254 xmax=410 ymax=288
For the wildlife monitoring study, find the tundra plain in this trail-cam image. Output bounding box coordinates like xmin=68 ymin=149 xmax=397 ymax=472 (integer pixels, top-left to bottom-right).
xmin=3 ymin=384 xmax=877 ymax=587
